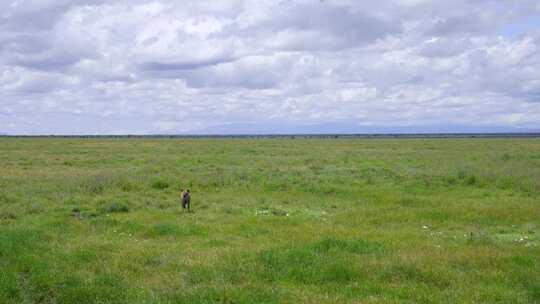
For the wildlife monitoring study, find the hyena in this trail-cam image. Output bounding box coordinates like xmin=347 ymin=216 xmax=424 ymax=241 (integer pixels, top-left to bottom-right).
xmin=181 ymin=189 xmax=191 ymax=212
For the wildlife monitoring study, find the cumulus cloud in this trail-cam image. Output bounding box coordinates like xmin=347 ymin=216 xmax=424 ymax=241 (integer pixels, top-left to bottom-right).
xmin=0 ymin=0 xmax=539 ymax=134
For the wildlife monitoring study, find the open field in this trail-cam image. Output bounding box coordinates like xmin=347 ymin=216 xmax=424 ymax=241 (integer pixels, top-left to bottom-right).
xmin=1 ymin=138 xmax=539 ymax=303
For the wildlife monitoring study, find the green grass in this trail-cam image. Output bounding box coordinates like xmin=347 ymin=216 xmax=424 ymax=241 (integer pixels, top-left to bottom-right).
xmin=1 ymin=138 xmax=539 ymax=303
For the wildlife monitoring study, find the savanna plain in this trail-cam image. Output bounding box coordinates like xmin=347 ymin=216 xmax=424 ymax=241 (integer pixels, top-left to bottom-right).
xmin=0 ymin=138 xmax=539 ymax=304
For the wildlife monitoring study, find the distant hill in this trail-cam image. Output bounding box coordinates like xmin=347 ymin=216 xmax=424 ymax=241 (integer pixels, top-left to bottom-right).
xmin=192 ymin=122 xmax=539 ymax=135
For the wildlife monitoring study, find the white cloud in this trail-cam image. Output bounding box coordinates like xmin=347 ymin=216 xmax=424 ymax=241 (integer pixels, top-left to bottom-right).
xmin=0 ymin=0 xmax=539 ymax=134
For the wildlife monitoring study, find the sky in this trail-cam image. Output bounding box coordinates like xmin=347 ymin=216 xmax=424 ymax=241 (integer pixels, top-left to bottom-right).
xmin=1 ymin=0 xmax=540 ymax=135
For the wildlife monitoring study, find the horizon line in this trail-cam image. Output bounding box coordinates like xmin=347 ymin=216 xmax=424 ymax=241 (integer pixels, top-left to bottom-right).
xmin=2 ymin=132 xmax=540 ymax=138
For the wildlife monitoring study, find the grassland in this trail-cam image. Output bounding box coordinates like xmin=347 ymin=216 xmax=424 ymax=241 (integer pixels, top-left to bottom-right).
xmin=0 ymin=138 xmax=539 ymax=303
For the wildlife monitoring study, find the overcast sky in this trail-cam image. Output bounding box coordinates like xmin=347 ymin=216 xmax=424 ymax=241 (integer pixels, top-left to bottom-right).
xmin=1 ymin=0 xmax=540 ymax=134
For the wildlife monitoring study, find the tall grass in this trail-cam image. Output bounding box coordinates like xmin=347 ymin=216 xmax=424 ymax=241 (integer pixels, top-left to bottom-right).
xmin=0 ymin=138 xmax=539 ymax=303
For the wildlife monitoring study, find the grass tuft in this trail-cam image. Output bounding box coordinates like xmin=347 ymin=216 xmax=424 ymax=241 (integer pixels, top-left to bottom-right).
xmin=151 ymin=180 xmax=169 ymax=190
xmin=81 ymin=174 xmax=115 ymax=195
xmin=144 ymin=223 xmax=208 ymax=238
xmin=258 ymin=238 xmax=384 ymax=284
xmin=101 ymin=202 xmax=129 ymax=213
